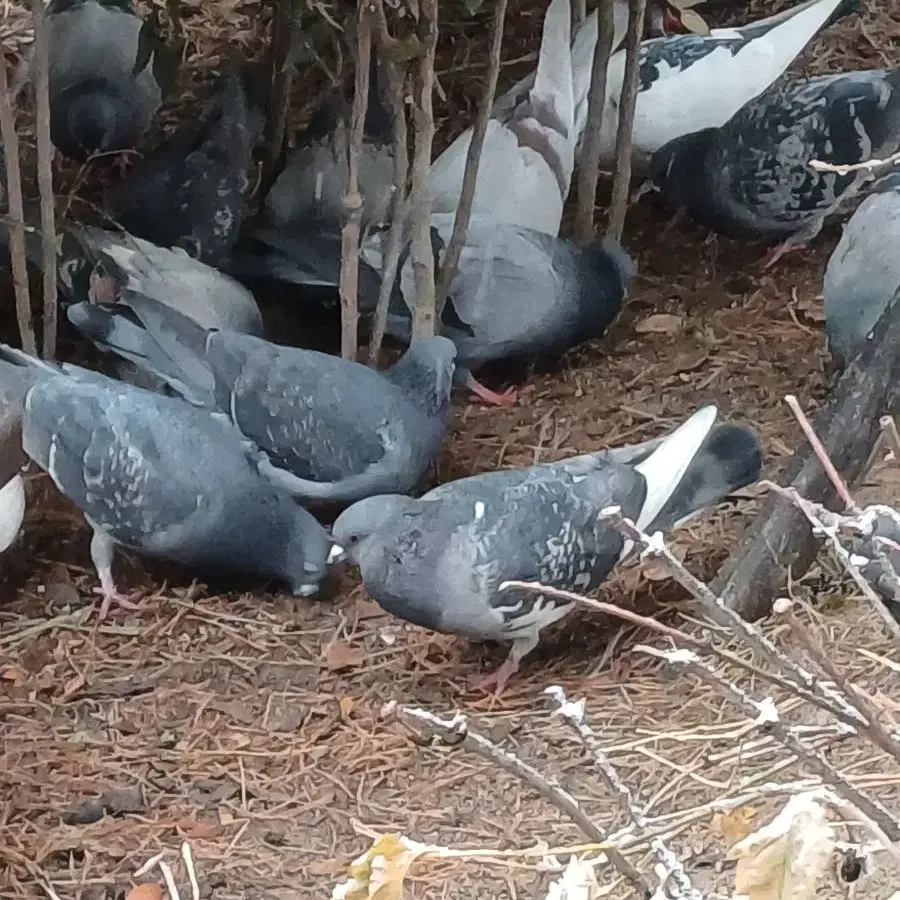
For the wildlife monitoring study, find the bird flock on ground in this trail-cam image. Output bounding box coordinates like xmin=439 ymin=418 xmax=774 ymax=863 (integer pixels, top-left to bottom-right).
xmin=0 ymin=0 xmax=897 ymax=692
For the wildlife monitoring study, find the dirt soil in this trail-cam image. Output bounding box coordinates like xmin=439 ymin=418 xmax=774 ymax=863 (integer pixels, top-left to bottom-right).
xmin=2 ymin=1 xmax=900 ymax=899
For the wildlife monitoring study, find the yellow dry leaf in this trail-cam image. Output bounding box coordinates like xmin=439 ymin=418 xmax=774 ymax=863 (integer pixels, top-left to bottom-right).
xmin=634 ymin=313 xmax=683 ymax=335
xmin=334 ymin=834 xmax=426 ymax=900
xmin=712 ymin=806 xmax=757 ymax=845
xmin=339 ymin=696 xmax=355 ymax=717
xmin=727 ymin=793 xmax=834 ymax=900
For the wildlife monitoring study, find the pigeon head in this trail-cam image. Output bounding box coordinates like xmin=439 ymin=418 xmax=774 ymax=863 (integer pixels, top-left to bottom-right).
xmin=277 ymin=506 xmax=333 ymax=597
xmin=386 ymin=336 xmax=457 ymax=416
xmin=648 ymin=129 xmax=717 ymax=205
xmin=52 ymin=80 xmax=142 ymax=159
xmin=330 ymin=494 xmax=413 ymax=565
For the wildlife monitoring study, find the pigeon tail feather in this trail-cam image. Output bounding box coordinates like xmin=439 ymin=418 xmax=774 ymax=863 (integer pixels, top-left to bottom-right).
xmin=630 ymin=405 xmax=718 ymax=539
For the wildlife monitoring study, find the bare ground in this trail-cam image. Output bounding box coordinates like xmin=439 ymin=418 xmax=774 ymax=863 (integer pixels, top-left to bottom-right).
xmin=2 ymin=1 xmax=900 ymax=898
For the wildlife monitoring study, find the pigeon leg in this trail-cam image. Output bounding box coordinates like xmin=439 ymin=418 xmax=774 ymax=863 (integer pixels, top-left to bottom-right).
xmin=460 ymin=370 xmax=519 ymax=408
xmin=89 ymin=527 xmax=140 ymax=620
xmin=759 ymin=238 xmax=808 ymax=272
xmin=469 ymin=634 xmax=538 ymax=696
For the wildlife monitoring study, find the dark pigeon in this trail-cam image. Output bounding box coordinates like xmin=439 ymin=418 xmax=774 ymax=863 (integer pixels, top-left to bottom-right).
xmin=37 ymin=0 xmax=162 ymax=160
xmin=103 ymin=61 xmax=266 ymax=268
xmin=648 ymin=67 xmax=900 ymax=269
xmin=0 ymin=346 xmax=332 ymax=617
xmin=823 ymin=185 xmax=900 ymax=367
xmin=330 ymin=405 xmax=763 ymax=694
xmin=64 ymin=292 xmax=458 ymax=505
xmin=264 ymin=43 xmax=393 ymax=230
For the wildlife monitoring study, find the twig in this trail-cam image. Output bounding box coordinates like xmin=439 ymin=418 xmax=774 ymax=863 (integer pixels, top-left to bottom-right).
xmin=606 ymin=0 xmax=647 ymax=243
xmin=180 ymin=842 xmax=200 ymax=900
xmin=0 ymin=55 xmax=36 ymax=355
xmin=818 ymin=789 xmax=900 ymax=871
xmin=785 ymin=394 xmax=856 ymax=511
xmin=773 ymin=597 xmax=900 ymax=764
xmin=337 ymin=3 xmax=372 ymax=361
xmin=573 ymin=0 xmax=616 ymax=245
xmin=499 ymin=579 xmax=861 ymax=729
xmin=157 ymin=860 xmax=181 ymax=900
xmin=30 ymin=0 xmax=57 ymax=359
xmin=367 ymin=11 xmax=409 ymax=367
xmin=407 ymin=0 xmax=439 ymax=339
xmin=392 ymin=704 xmax=650 ymax=891
xmin=637 ymin=645 xmax=900 ymax=842
xmin=546 ymin=686 xmax=703 ymax=899
xmin=809 ymin=149 xmax=900 ymax=175
xmin=765 ymin=482 xmax=900 ymax=644
xmin=261 ymin=0 xmax=298 ymax=195
xmin=432 ymin=0 xmax=508 ymax=319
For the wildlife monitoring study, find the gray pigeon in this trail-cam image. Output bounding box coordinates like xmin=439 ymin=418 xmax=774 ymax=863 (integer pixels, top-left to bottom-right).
xmin=330 ymin=405 xmax=763 ymax=693
xmin=64 ymin=292 xmax=458 ymax=505
xmin=648 ymin=67 xmax=900 ymax=270
xmin=38 ymin=0 xmax=162 ymax=160
xmin=822 ymin=185 xmax=900 ymax=367
xmin=103 ymin=61 xmax=266 ymax=268
xmin=59 ymin=225 xmax=264 ymax=336
xmin=370 ymin=213 xmax=635 ymax=407
xmin=0 ymin=384 xmax=26 ymax=555
xmin=264 ymin=44 xmax=393 ymax=230
xmin=0 ymin=346 xmax=332 ymax=617
xmin=233 ymin=213 xmax=634 ymax=407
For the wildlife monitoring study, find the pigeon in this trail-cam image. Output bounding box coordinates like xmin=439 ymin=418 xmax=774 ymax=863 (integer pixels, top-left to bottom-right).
xmin=63 ymin=292 xmax=458 ymax=505
xmin=428 ymin=0 xmax=583 ymax=236
xmin=366 ymin=213 xmax=635 ymax=406
xmin=0 ymin=345 xmax=332 ymax=616
xmin=103 ymin=61 xmax=267 ymax=268
xmin=822 ymin=185 xmax=900 ymax=367
xmin=59 ymin=225 xmax=264 ymax=335
xmin=648 ymin=68 xmax=900 ymax=269
xmin=330 ymin=405 xmax=763 ymax=694
xmin=33 ymin=0 xmax=162 ymax=160
xmin=495 ymin=0 xmax=858 ymax=173
xmin=264 ymin=44 xmax=394 ymax=230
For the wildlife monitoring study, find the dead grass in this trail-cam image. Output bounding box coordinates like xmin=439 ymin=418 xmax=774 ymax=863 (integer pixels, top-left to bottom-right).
xmin=2 ymin=0 xmax=900 ymax=898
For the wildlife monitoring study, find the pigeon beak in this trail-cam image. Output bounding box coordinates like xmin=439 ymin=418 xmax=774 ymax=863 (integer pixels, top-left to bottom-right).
xmin=327 ymin=543 xmax=347 ymax=566
xmin=292 ymin=582 xmax=320 ymax=598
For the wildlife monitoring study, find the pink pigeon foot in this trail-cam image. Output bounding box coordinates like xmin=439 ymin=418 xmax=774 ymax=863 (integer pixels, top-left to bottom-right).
xmin=463 ymin=372 xmax=520 ymax=408
xmin=468 ymin=656 xmax=520 ymax=696
xmin=94 ymin=568 xmax=141 ymax=621
xmin=759 ymin=240 xmax=808 ymax=272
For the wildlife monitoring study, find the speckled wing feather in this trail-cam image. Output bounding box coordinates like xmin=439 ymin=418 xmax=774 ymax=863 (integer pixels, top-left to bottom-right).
xmin=203 ymin=333 xmax=396 ymax=483
xmin=365 ymin=461 xmax=646 ymax=643
xmin=712 ymin=69 xmax=900 ymax=236
xmin=23 ymin=376 xmax=244 ymax=554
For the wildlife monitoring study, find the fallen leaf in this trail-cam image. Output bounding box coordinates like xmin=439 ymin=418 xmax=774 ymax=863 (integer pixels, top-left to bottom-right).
xmin=634 ymin=313 xmax=683 ymax=335
xmin=324 ymin=641 xmax=365 ymax=672
xmin=355 ymin=599 xmax=385 ymax=620
xmin=335 ymin=834 xmax=427 ymax=900
xmin=125 ymin=884 xmax=162 ymax=900
xmin=1 ymin=665 xmax=28 ymax=683
xmin=712 ymin=806 xmax=757 ymax=845
xmin=679 ymin=8 xmax=711 ymax=34
xmin=339 ymin=696 xmax=355 ymax=717
xmin=307 ymin=858 xmax=341 ymax=877
xmin=62 ymin=672 xmax=86 ymax=698
xmin=727 ymin=793 xmax=834 ymax=900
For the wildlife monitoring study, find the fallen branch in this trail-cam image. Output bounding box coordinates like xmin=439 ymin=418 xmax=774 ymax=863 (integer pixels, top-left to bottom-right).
xmin=392 ymin=703 xmax=650 ymax=892
xmin=636 ymin=645 xmax=900 ymax=842
xmin=606 ymin=0 xmax=647 ymax=243
xmin=574 ymin=0 xmax=617 ymax=245
xmin=712 ymin=293 xmax=900 ymax=619
xmin=546 ymin=685 xmax=704 ymax=899
xmin=407 ymin=0 xmax=439 ymax=339
xmin=337 ymin=2 xmax=372 ymax=361
xmin=433 ymin=0 xmax=508 ymax=319
xmin=31 ymin=0 xmax=58 ymax=359
xmin=0 ymin=55 xmax=36 ymax=355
